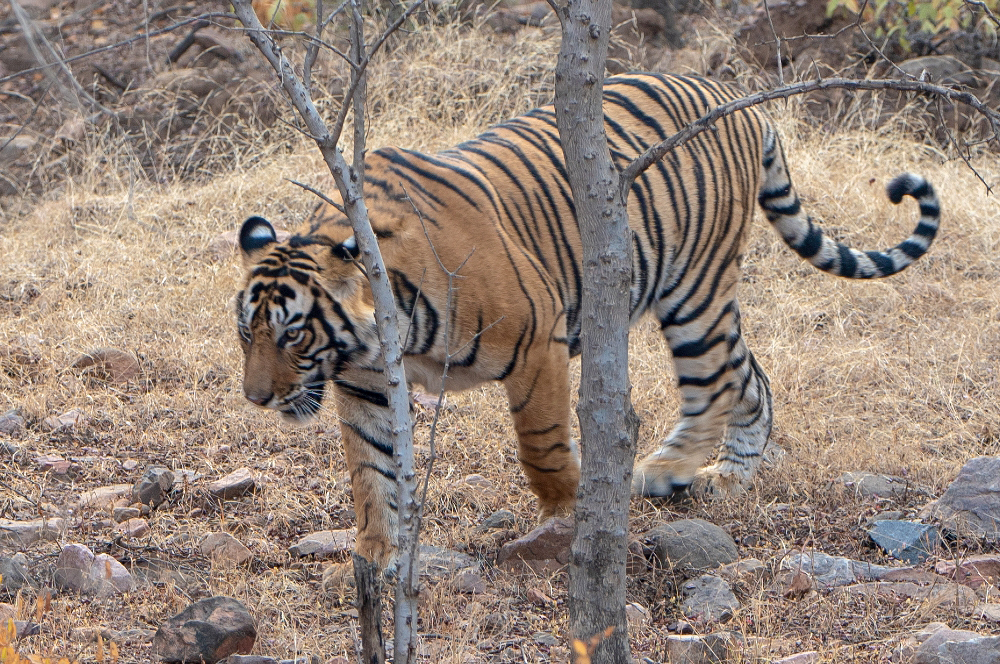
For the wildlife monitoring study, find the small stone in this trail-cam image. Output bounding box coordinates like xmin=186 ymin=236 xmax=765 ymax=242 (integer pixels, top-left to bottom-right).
xmin=71 ymin=348 xmax=140 ymax=384
xmin=976 ymin=603 xmax=1000 ymax=622
xmin=868 ymin=520 xmax=939 ymax=564
xmin=133 ymin=465 xmax=175 ymax=507
xmin=497 ymin=517 xmax=572 ymax=574
xmin=0 ymin=135 xmax=36 ymax=161
xmin=152 ymin=596 xmax=256 ymax=663
xmin=780 ymin=552 xmax=891 ymax=588
xmin=626 ymin=602 xmax=650 ymax=626
xmin=451 ymin=571 xmax=486 ymax=594
xmin=840 ymin=471 xmax=926 ymax=498
xmin=288 ymin=529 xmax=355 ymax=559
xmin=839 ymin=580 xmax=977 ymax=613
xmin=921 ymin=456 xmax=1000 ymax=539
xmin=113 ymin=506 xmax=142 ymax=522
xmin=463 ymin=474 xmax=497 ymax=498
xmin=419 ymin=545 xmax=480 ymax=578
xmin=78 ymin=484 xmax=132 ymax=509
xmin=646 ymin=519 xmax=738 ymax=571
xmin=0 ymin=517 xmax=65 ymax=547
xmin=718 ymin=558 xmax=766 ymax=583
xmin=665 ymin=631 xmax=742 ymax=663
xmin=320 ymin=562 xmax=355 ymax=595
xmin=533 ymin=631 xmax=558 ymax=646
xmin=680 ymin=575 xmax=740 ymax=623
xmin=0 ymin=555 xmax=35 ymax=597
xmin=478 ymin=509 xmax=516 ymax=531
xmin=122 ymin=459 xmax=140 ymax=472
xmin=36 ymin=453 xmax=71 ymax=474
xmin=209 ymin=467 xmax=258 ymax=500
xmin=773 ymin=652 xmax=820 ymax=664
xmin=118 ymin=518 xmax=150 ymax=538
xmin=0 ymin=410 xmax=25 ymax=437
xmin=201 ymin=532 xmax=253 ymax=565
xmin=54 ymin=543 xmax=135 ymax=596
xmin=935 ymin=554 xmax=1000 ymax=589
xmin=42 ymin=408 xmax=86 ymax=431
xmin=526 ymin=587 xmax=553 ymax=606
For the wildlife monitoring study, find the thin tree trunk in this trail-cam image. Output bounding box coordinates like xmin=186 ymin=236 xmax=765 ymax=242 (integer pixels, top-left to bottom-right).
xmin=551 ymin=0 xmax=640 ymax=662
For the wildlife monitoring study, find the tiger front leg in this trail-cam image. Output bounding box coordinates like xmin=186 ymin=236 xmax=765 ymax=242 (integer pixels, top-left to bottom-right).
xmin=503 ymin=347 xmax=579 ymax=521
xmin=334 ymin=379 xmax=402 ymax=574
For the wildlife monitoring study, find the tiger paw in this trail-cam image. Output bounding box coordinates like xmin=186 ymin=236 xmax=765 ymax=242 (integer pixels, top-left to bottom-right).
xmin=631 ymin=460 xmax=694 ymax=499
xmin=691 ymin=464 xmax=750 ymax=498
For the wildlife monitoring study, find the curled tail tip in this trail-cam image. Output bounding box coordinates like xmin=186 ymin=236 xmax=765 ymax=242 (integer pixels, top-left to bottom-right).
xmin=886 ymin=172 xmax=931 ymax=204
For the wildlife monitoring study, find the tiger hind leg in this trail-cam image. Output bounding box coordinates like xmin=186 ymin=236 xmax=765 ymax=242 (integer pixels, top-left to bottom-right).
xmin=632 ymin=299 xmax=742 ymax=498
xmin=692 ymin=341 xmax=773 ymax=496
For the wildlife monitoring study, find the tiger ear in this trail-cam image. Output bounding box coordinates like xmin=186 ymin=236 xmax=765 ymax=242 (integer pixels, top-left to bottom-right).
xmin=239 ymin=216 xmax=277 ymax=263
xmin=332 ymin=235 xmax=360 ymax=262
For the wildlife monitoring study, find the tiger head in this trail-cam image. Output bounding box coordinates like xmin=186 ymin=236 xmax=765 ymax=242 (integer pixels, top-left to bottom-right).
xmin=235 ymin=215 xmax=379 ymax=422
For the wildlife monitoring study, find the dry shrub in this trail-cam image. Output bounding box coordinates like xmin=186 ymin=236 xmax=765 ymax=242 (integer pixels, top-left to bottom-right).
xmin=1 ymin=17 xmax=999 ymax=664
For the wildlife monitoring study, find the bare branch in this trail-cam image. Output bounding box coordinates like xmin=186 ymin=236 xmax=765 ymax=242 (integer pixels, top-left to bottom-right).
xmin=966 ymin=0 xmax=1000 ymax=27
xmin=286 ymin=178 xmax=347 ymax=214
xmin=621 ymin=76 xmax=1000 ymax=198
xmin=762 ymin=0 xmax=784 ymax=86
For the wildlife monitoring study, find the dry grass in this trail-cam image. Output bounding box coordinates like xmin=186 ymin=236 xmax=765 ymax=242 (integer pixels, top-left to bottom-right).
xmin=2 ymin=17 xmax=1000 ymax=664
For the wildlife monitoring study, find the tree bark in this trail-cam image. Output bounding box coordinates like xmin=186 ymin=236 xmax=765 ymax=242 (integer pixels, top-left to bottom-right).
xmin=551 ymin=0 xmax=640 ymax=662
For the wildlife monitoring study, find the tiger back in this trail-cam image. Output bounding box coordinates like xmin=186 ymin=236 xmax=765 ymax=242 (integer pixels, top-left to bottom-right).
xmin=235 ymin=73 xmax=940 ymax=569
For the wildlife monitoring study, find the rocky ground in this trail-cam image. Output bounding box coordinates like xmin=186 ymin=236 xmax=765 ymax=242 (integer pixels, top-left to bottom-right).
xmin=2 ymin=0 xmax=1000 ymax=663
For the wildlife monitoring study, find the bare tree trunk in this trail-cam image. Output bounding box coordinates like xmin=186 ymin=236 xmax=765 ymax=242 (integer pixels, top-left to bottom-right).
xmin=550 ymin=0 xmax=640 ymax=662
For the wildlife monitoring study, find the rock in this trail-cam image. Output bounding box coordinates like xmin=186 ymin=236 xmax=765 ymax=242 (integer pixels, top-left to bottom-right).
xmin=478 ymin=509 xmax=516 ymax=531
xmin=288 ymin=529 xmax=355 ymax=558
xmin=79 ymin=484 xmax=133 ymax=509
xmin=36 ymin=453 xmax=73 ymax=475
xmin=0 ymin=554 xmax=34 ymax=597
xmin=0 ymin=135 xmax=37 ymax=162
xmin=0 ymin=410 xmax=25 ymax=437
xmin=419 ymin=545 xmax=479 ymax=578
xmin=773 ymin=653 xmax=819 ymax=664
xmin=921 ymin=457 xmax=1000 ymax=539
xmin=646 ymin=519 xmax=738 ymax=571
xmin=718 ymin=558 xmax=766 ymax=583
xmin=42 ymin=409 xmax=86 ymax=431
xmin=118 ymin=518 xmax=150 ymax=538
xmin=903 ymin=622 xmax=1000 ymax=663
xmin=209 ymin=468 xmax=258 ymax=500
xmin=626 ymin=601 xmax=650 ymax=626
xmin=152 ymin=596 xmax=256 ymax=663
xmin=113 ymin=506 xmax=143 ymax=522
xmin=71 ymin=348 xmax=140 ymax=384
xmin=976 ymin=604 xmax=1000 ymax=622
xmin=497 ymin=517 xmax=572 ymax=575
xmin=0 ymin=517 xmax=65 ymax=547
xmin=935 ymin=554 xmax=1000 ymax=589
xmin=54 ymin=543 xmax=135 ymax=596
xmin=526 ymin=587 xmax=553 ymax=606
xmin=897 ymin=55 xmax=979 ymax=86
xmin=868 ymin=520 xmax=939 ymax=564
xmin=840 ymin=471 xmax=927 ymax=498
xmin=665 ymin=631 xmax=743 ymax=663
xmin=133 ymin=465 xmax=175 ymax=507
xmin=680 ymin=575 xmax=740 ymax=623
xmin=0 ymin=603 xmax=14 ymax=626
xmin=532 ymin=631 xmax=558 ymax=647
xmin=780 ymin=552 xmax=891 ymax=588
xmin=839 ymin=580 xmax=977 ymax=613
xmin=463 ymin=473 xmax=496 ymax=493
xmin=201 ymin=532 xmax=254 ymax=565
xmin=451 ymin=571 xmax=486 ymax=594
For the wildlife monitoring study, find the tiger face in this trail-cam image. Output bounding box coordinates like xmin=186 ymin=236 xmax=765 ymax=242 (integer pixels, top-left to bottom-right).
xmin=236 ymin=216 xmax=379 ymax=422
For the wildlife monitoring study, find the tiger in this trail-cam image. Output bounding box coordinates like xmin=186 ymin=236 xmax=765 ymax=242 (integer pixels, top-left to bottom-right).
xmin=235 ymin=73 xmax=940 ymax=569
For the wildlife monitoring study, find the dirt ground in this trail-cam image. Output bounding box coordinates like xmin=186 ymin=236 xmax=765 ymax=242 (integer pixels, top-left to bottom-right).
xmin=2 ymin=3 xmax=1000 ymax=663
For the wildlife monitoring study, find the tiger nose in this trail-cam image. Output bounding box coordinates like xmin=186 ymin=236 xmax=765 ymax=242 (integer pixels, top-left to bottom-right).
xmin=245 ymin=391 xmax=273 ymax=406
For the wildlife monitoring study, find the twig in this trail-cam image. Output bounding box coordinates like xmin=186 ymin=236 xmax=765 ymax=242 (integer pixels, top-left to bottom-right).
xmin=287 ymin=178 xmax=347 ymax=214
xmin=621 ymin=75 xmax=1000 ymax=198
xmin=166 ymin=19 xmax=211 ymax=63
xmin=762 ymin=0 xmax=783 ymax=86
xmin=966 ymin=0 xmax=1000 ymax=27
xmin=92 ymin=63 xmax=127 ymax=91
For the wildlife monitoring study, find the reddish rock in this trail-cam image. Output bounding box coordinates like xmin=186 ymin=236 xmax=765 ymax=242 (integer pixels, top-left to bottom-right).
xmin=935 ymin=554 xmax=1000 ymax=589
xmin=152 ymin=596 xmax=256 ymax=663
xmin=497 ymin=517 xmax=572 ymax=574
xmin=0 ymin=517 xmax=65 ymax=547
xmin=201 ymin=532 xmax=253 ymax=565
xmin=72 ymin=348 xmax=140 ymax=383
xmin=118 ymin=518 xmax=150 ymax=538
xmin=209 ymin=468 xmax=258 ymax=500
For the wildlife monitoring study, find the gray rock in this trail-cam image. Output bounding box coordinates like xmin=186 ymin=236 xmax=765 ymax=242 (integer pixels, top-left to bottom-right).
xmin=935 ymin=636 xmax=1000 ymax=663
xmin=152 ymin=596 xmax=257 ymax=663
xmin=54 ymin=543 xmax=135 ymax=596
xmin=665 ymin=631 xmax=743 ymax=663
xmin=420 ymin=545 xmax=480 ymax=578
xmin=773 ymin=653 xmax=819 ymax=664
xmin=113 ymin=506 xmax=142 ymax=522
xmin=0 ymin=135 xmax=37 ymax=162
xmin=680 ymin=574 xmax=740 ymax=623
xmin=781 ymin=552 xmax=891 ymax=588
xmin=0 ymin=410 xmax=25 ymax=437
xmin=909 ymin=623 xmax=1000 ymax=664
xmin=868 ymin=520 xmax=939 ymax=564
xmin=133 ymin=465 xmax=175 ymax=507
xmin=451 ymin=570 xmax=486 ymax=594
xmin=921 ymin=457 xmax=1000 ymax=539
xmin=646 ymin=518 xmax=738 ymax=571
xmin=0 ymin=517 xmax=65 ymax=547
xmin=840 ymin=471 xmax=927 ymax=498
xmin=288 ymin=529 xmax=355 ymax=558
xmin=478 ymin=509 xmax=517 ymax=531
xmin=497 ymin=517 xmax=572 ymax=574
xmin=0 ymin=554 xmax=34 ymax=597
xmin=78 ymin=484 xmax=133 ymax=509
xmin=532 ymin=631 xmax=559 ymax=646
